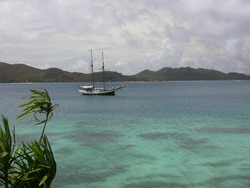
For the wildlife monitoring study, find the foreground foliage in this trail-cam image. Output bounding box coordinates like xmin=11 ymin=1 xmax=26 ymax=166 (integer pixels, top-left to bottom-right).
xmin=13 ymin=136 xmax=56 ymax=188
xmin=0 ymin=116 xmax=17 ymax=187
xmin=0 ymin=89 xmax=58 ymax=187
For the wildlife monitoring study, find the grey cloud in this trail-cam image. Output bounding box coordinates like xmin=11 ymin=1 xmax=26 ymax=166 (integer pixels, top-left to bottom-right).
xmin=0 ymin=0 xmax=250 ymax=75
xmin=141 ymin=0 xmax=250 ymax=74
xmin=225 ymin=38 xmax=244 ymax=60
xmin=165 ymin=25 xmax=191 ymax=43
xmin=121 ymin=31 xmax=141 ymax=47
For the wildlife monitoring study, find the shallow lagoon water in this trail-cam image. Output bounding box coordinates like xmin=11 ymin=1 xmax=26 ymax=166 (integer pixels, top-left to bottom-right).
xmin=1 ymin=81 xmax=250 ymax=188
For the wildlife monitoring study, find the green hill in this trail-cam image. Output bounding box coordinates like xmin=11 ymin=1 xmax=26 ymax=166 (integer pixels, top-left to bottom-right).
xmin=0 ymin=62 xmax=249 ymax=82
xmin=0 ymin=62 xmax=43 ymax=82
xmin=156 ymin=67 xmax=229 ymax=80
xmin=135 ymin=67 xmax=250 ymax=81
xmin=0 ymin=62 xmax=136 ymax=82
xmin=134 ymin=69 xmax=163 ymax=81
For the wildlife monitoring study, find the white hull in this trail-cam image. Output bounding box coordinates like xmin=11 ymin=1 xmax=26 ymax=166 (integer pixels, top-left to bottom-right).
xmin=79 ymin=88 xmax=115 ymax=95
xmin=79 ymin=84 xmax=126 ymax=96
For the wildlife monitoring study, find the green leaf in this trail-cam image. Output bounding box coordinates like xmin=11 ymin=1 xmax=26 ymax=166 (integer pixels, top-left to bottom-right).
xmin=25 ymin=168 xmax=43 ymax=175
xmin=39 ymin=175 xmax=48 ymax=186
xmin=0 ymin=151 xmax=8 ymax=157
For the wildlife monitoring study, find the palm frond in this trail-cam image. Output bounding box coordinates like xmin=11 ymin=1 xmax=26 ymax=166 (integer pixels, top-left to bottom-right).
xmin=17 ymin=89 xmax=59 ymax=139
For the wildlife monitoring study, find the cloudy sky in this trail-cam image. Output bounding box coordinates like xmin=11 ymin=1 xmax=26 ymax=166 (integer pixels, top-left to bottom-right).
xmin=0 ymin=0 xmax=250 ymax=75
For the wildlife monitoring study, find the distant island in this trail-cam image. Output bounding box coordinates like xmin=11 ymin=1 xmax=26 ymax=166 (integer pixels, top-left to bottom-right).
xmin=0 ymin=62 xmax=250 ymax=83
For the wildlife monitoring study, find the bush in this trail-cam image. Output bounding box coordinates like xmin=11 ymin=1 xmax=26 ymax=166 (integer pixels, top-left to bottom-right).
xmin=0 ymin=89 xmax=58 ymax=188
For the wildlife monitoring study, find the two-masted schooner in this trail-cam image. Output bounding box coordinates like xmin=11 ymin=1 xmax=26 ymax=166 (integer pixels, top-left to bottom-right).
xmin=79 ymin=50 xmax=126 ymax=96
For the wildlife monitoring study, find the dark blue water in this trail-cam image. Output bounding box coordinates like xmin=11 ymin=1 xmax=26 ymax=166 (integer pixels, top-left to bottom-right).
xmin=1 ymin=81 xmax=250 ymax=188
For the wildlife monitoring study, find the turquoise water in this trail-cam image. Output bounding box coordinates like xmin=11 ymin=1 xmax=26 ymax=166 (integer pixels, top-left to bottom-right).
xmin=1 ymin=81 xmax=250 ymax=188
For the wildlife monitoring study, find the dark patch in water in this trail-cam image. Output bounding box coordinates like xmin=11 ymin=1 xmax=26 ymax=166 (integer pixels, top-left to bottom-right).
xmin=238 ymin=167 xmax=250 ymax=171
xmin=139 ymin=132 xmax=187 ymax=140
xmin=240 ymin=163 xmax=250 ymax=167
xmin=64 ymin=131 xmax=122 ymax=145
xmin=130 ymin=153 xmax=156 ymax=161
xmin=80 ymin=165 xmax=127 ymax=183
xmin=119 ymin=144 xmax=137 ymax=150
xmin=203 ymin=158 xmax=244 ymax=167
xmin=55 ymin=146 xmax=75 ymax=155
xmin=56 ymin=164 xmax=128 ymax=185
xmin=237 ymin=163 xmax=250 ymax=171
xmin=200 ymin=175 xmax=250 ymax=187
xmin=140 ymin=132 xmax=216 ymax=151
xmin=240 ymin=118 xmax=250 ymax=120
xmin=178 ymin=137 xmax=209 ymax=150
xmin=127 ymin=173 xmax=179 ymax=182
xmin=202 ymin=145 xmax=220 ymax=150
xmin=197 ymin=126 xmax=250 ymax=134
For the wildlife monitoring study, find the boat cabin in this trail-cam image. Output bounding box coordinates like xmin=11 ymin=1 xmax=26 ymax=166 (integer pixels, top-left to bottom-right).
xmin=80 ymin=86 xmax=94 ymax=92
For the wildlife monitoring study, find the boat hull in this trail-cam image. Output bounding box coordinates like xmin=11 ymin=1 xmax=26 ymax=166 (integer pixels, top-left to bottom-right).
xmin=79 ymin=89 xmax=115 ymax=96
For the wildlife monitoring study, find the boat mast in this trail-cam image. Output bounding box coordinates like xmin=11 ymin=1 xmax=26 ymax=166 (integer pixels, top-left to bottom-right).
xmin=102 ymin=51 xmax=105 ymax=90
xmin=90 ymin=49 xmax=94 ymax=88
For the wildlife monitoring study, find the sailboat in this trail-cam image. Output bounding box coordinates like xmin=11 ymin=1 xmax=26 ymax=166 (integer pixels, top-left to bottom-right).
xmin=79 ymin=50 xmax=126 ymax=96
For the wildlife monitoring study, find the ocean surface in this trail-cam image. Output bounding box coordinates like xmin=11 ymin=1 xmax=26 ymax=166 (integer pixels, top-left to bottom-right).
xmin=1 ymin=81 xmax=250 ymax=188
